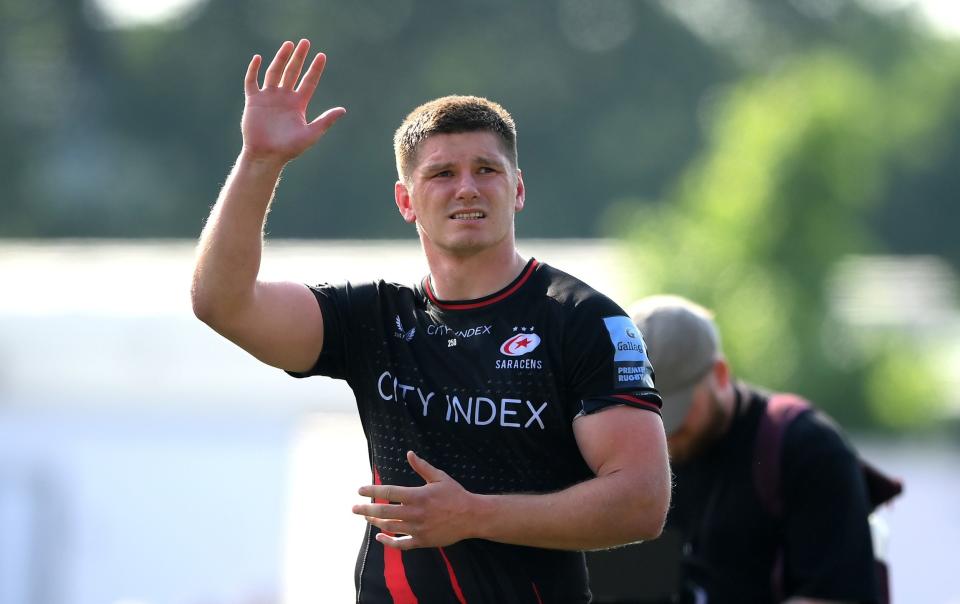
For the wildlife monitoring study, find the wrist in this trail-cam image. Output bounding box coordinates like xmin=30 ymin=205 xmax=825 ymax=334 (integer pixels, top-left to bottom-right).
xmin=237 ymin=147 xmax=290 ymax=173
xmin=467 ymin=492 xmax=498 ymax=541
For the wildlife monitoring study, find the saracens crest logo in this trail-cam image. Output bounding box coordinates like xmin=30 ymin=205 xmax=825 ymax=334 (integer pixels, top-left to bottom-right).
xmin=393 ymin=315 xmax=416 ymax=342
xmin=499 ymin=329 xmax=541 ymax=357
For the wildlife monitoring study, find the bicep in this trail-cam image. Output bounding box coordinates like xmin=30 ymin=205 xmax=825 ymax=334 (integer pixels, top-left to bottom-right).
xmin=573 ymin=406 xmax=670 ymax=485
xmin=220 ymin=280 xmax=324 ymax=372
xmin=573 ymin=406 xmax=672 ymax=539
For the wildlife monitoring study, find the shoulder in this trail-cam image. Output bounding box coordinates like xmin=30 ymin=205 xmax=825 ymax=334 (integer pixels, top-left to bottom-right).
xmin=749 ymin=389 xmax=858 ymax=469
xmin=309 ymin=279 xmax=419 ymax=300
xmin=775 ymin=399 xmax=865 ymax=500
xmin=306 ymin=279 xmax=422 ymax=321
xmin=783 ymin=404 xmax=856 ymax=462
xmin=536 ymin=262 xmax=627 ymax=318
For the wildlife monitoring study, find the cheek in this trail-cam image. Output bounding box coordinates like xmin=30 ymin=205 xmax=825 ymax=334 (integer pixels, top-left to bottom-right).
xmin=684 ymin=406 xmax=709 ymax=434
xmin=669 ymin=397 xmax=710 ymax=444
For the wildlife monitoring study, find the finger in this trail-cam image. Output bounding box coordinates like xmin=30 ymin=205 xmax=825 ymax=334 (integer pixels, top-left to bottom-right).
xmin=358 ymin=483 xmax=415 ymax=504
xmin=352 ymin=502 xmax=412 ymax=520
xmin=376 ymin=531 xmax=418 ymax=550
xmin=263 ymin=40 xmax=294 ymax=88
xmin=295 ymin=52 xmax=327 ymax=97
xmin=306 ymin=107 xmax=347 ymax=143
xmin=280 ymin=38 xmax=310 ymax=89
xmin=365 ymin=517 xmax=410 ymax=535
xmin=406 ymin=450 xmax=447 ymax=484
xmin=244 ymin=55 xmax=262 ymax=96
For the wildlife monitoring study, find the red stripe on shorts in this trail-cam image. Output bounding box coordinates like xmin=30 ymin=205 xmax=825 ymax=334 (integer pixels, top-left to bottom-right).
xmin=373 ymin=466 xmax=418 ymax=603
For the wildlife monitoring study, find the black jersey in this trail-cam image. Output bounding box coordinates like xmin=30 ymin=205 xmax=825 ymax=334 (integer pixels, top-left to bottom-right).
xmin=291 ymin=259 xmax=661 ymax=603
xmin=668 ymin=385 xmax=878 ymax=604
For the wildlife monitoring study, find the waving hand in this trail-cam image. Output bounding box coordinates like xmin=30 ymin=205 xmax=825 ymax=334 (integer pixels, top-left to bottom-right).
xmin=241 ymin=39 xmax=346 ymax=164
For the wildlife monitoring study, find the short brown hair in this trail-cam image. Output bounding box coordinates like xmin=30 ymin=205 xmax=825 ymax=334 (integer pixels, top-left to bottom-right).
xmin=393 ymin=95 xmax=518 ymax=182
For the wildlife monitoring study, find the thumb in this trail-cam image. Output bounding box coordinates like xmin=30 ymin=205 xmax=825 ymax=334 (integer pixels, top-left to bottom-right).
xmin=306 ymin=106 xmax=347 ymax=142
xmin=407 ymin=450 xmax=446 ymax=484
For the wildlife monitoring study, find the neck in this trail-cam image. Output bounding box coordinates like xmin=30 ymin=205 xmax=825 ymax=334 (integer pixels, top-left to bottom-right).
xmin=422 ymin=240 xmax=528 ymax=301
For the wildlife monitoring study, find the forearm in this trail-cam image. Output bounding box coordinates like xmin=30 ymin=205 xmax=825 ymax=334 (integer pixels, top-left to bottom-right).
xmin=191 ymin=151 xmax=285 ymax=323
xmin=357 ymin=415 xmax=671 ymax=552
xmin=470 ymin=468 xmax=668 ymax=551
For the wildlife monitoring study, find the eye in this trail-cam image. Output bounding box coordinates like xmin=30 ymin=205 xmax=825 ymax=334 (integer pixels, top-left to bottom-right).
xmin=433 ymin=170 xmax=453 ymax=178
xmin=478 ymin=166 xmax=497 ymax=174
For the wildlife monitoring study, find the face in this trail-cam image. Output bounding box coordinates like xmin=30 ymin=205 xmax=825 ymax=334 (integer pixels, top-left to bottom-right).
xmin=395 ymin=131 xmax=525 ymax=258
xmin=666 ymin=372 xmax=728 ymax=464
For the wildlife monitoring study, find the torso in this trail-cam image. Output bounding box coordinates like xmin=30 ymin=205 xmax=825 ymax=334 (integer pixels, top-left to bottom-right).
xmin=301 ymin=259 xmax=659 ymax=603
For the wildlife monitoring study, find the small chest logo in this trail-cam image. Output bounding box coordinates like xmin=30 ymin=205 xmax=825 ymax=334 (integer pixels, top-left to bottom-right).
xmin=500 ymin=332 xmax=541 ymax=357
xmin=394 ymin=315 xmax=416 ymax=342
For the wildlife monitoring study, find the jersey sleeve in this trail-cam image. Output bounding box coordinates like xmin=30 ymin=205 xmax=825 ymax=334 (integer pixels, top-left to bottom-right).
xmin=285 ymin=281 xmax=378 ymax=382
xmin=564 ymin=295 xmax=662 ymax=418
xmin=780 ymin=412 xmax=879 ymax=602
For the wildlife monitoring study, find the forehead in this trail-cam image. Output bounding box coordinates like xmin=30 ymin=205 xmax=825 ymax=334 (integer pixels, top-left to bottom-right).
xmin=413 ymin=131 xmax=511 ymax=171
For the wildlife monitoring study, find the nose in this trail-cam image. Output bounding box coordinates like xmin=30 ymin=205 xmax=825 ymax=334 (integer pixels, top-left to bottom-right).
xmin=455 ymin=173 xmax=480 ymax=200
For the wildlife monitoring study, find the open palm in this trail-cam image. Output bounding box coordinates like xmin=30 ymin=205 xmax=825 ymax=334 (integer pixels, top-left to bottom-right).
xmin=241 ymin=39 xmax=346 ymax=163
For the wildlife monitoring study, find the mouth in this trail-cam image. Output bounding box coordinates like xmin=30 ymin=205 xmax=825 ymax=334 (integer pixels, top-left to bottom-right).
xmin=449 ymin=210 xmax=486 ymax=220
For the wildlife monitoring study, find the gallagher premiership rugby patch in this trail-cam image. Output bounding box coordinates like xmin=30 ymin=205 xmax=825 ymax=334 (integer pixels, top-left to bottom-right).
xmin=602 ymin=316 xmax=655 ymax=389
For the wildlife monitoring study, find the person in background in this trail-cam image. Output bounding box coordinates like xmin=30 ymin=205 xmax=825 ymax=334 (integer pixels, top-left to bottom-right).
xmin=630 ymin=294 xmax=879 ymax=604
xmin=191 ymin=38 xmax=671 ymax=603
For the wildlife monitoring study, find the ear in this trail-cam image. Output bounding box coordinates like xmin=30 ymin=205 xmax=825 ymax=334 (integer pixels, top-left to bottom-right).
xmin=711 ymin=358 xmax=731 ymax=390
xmin=514 ymin=168 xmax=525 ymax=213
xmin=395 ymin=180 xmax=417 ymax=224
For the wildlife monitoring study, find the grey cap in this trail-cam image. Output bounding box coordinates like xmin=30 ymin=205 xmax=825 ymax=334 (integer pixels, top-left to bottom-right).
xmin=628 ymin=295 xmax=721 ymax=434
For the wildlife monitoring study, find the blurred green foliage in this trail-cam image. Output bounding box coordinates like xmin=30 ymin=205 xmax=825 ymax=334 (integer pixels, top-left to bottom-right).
xmin=619 ymin=32 xmax=960 ymax=430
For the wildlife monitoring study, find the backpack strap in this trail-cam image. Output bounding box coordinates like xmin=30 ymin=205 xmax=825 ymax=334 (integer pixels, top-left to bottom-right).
xmin=753 ymin=393 xmax=812 ymax=519
xmin=755 ymin=393 xmax=904 ymax=514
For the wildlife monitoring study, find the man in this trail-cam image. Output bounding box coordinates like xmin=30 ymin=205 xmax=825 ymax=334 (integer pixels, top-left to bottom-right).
xmin=629 ymin=295 xmax=879 ymax=604
xmin=191 ymin=39 xmax=671 ymax=602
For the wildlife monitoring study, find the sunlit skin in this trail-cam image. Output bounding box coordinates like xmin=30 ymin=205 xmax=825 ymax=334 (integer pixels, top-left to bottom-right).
xmin=394 ymin=132 xmax=526 ymax=299
xmin=667 ymin=359 xmax=736 ymax=464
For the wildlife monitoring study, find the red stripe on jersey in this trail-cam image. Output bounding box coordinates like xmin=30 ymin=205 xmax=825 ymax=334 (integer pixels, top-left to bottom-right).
xmin=373 ymin=466 xmax=418 ymax=604
xmin=424 ymin=259 xmax=539 ymax=310
xmin=532 ymin=581 xmax=543 ymax=604
xmin=611 ymin=394 xmax=662 ymax=412
xmin=438 ymin=547 xmax=468 ymax=603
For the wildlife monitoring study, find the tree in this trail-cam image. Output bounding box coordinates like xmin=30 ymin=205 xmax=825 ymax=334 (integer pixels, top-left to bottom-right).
xmin=619 ymin=39 xmax=960 ymax=430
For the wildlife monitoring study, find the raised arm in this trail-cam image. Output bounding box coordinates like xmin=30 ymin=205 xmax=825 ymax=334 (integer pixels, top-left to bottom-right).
xmin=191 ymin=39 xmax=346 ymax=372
xmin=354 ymin=406 xmax=672 ymax=551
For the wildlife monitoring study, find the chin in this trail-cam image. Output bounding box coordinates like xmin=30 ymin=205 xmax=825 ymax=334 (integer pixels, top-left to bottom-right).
xmin=439 ymin=233 xmax=502 ymax=255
